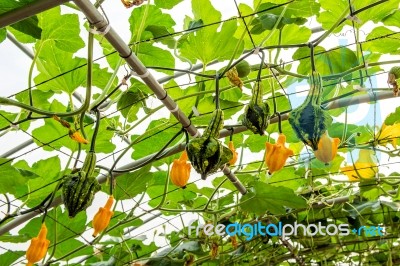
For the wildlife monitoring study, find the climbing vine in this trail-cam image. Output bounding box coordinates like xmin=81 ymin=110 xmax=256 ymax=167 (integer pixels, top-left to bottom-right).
xmin=0 ymin=0 xmax=400 ymax=265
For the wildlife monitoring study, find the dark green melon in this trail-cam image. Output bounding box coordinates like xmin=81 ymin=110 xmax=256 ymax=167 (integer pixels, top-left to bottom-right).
xmin=288 ymin=72 xmax=332 ymax=150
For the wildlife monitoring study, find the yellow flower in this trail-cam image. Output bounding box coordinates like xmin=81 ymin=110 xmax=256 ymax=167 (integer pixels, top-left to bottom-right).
xmin=69 ymin=130 xmax=89 ymax=144
xmin=377 ymin=123 xmax=400 ymax=149
xmin=265 ymin=134 xmax=294 ymax=174
xmin=340 ymin=150 xmax=378 ymax=182
xmin=92 ymin=195 xmax=114 ymax=237
xmin=170 ymin=151 xmax=191 ymax=188
xmin=228 ymin=141 xmax=238 ymax=165
xmin=26 ymin=223 xmax=50 ymax=266
xmin=314 ymin=132 xmax=340 ymax=164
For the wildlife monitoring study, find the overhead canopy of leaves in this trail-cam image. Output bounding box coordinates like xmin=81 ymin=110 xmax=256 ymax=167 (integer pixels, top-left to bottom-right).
xmin=0 ymin=0 xmax=400 ymax=265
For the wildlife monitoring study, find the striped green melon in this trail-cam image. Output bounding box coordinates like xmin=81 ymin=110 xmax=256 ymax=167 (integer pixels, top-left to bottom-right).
xmin=186 ymin=109 xmax=232 ymax=180
xmin=288 ymin=72 xmax=332 ymax=151
xmin=62 ymin=152 xmax=101 ymax=218
xmin=242 ymin=81 xmax=270 ymax=135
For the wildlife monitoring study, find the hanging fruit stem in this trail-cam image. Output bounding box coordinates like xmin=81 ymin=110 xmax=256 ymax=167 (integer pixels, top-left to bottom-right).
xmin=215 ymin=73 xmax=220 ymax=109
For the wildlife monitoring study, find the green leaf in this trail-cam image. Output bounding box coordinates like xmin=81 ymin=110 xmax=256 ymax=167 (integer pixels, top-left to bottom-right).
xmin=268 ymin=167 xmax=305 ymax=190
xmin=113 ymin=164 xmax=152 ymax=200
xmin=382 ymin=10 xmax=400 ymax=27
xmin=129 ymin=5 xmax=175 ymax=42
xmin=35 ymin=43 xmax=86 ymax=93
xmin=0 ymin=0 xmax=42 ymax=40
xmin=31 ymin=101 xmax=77 ymax=151
xmin=0 ymin=28 xmax=6 ymax=43
xmin=317 ymin=0 xmax=348 ymax=33
xmin=37 ymin=6 xmax=84 ymax=53
xmin=154 ymin=0 xmax=183 ymax=9
xmin=240 ymin=181 xmax=307 ymax=215
xmin=105 ymin=211 xmax=143 ymax=237
xmin=0 ymin=158 xmax=28 ymax=195
xmin=0 ymin=233 xmax=30 ymax=243
xmin=14 ymin=156 xmax=62 ymax=207
xmin=0 ymin=251 xmax=25 ymax=266
xmin=363 ymin=26 xmax=400 ymax=54
xmin=257 ymin=0 xmax=321 ymax=18
xmin=192 ymin=0 xmax=220 ymax=24
xmin=130 ymin=120 xmax=181 ymax=159
xmin=353 ymin=0 xmax=399 ymax=27
xmin=19 ymin=208 xmax=87 ymax=259
xmin=385 ymin=106 xmax=400 ymax=125
xmin=168 ymin=83 xmax=198 ymax=116
xmin=117 ymin=89 xmax=146 ymax=122
xmin=293 ymin=46 xmax=358 ymax=76
xmin=180 ymin=19 xmax=243 ymax=64
xmin=137 ymin=43 xmax=175 ymax=74
xmin=318 ymin=0 xmax=398 ymax=32
xmin=270 ymin=24 xmax=311 ymax=45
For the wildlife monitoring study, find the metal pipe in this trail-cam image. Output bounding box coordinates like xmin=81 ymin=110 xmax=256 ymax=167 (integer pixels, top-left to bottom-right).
xmin=0 ymin=0 xmax=70 ymax=28
xmin=0 ymin=139 xmax=34 ymax=158
xmin=72 ymin=0 xmax=247 ymax=194
xmin=72 ymin=0 xmax=198 ymax=138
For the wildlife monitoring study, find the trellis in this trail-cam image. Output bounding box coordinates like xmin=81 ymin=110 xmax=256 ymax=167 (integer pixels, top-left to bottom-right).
xmin=0 ymin=0 xmax=400 ymax=265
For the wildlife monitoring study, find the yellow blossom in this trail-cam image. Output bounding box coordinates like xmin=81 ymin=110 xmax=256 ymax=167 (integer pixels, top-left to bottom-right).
xmin=340 ymin=150 xmax=378 ymax=182
xmin=377 ymin=123 xmax=400 ymax=149
xmin=92 ymin=195 xmax=114 ymax=237
xmin=226 ymin=67 xmax=243 ymax=90
xmin=170 ymin=151 xmax=191 ymax=188
xmin=26 ymin=223 xmax=50 ymax=266
xmin=314 ymin=132 xmax=340 ymax=164
xmin=228 ymin=141 xmax=238 ymax=165
xmin=69 ymin=130 xmax=89 ymax=144
xmin=265 ymin=134 xmax=294 ymax=174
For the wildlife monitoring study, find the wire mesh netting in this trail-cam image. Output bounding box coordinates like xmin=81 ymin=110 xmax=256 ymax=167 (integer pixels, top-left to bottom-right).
xmin=0 ymin=0 xmax=400 ymax=265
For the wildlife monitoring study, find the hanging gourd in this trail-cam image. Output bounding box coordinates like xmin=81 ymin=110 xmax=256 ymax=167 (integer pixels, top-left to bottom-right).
xmin=288 ymin=71 xmax=332 ymax=150
xmin=170 ymin=151 xmax=191 ymax=188
xmin=62 ymin=151 xmax=101 ymax=217
xmin=388 ymin=66 xmax=400 ymax=96
xmin=186 ymin=109 xmax=233 ymax=179
xmin=313 ymin=131 xmax=340 ymax=164
xmin=242 ymin=80 xmax=271 ymax=135
xmin=235 ymin=60 xmax=251 ymax=78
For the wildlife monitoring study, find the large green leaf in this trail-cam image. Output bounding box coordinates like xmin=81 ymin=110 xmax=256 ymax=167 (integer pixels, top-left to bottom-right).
xmin=363 ymin=26 xmax=400 ymax=54
xmin=14 ymin=156 xmax=61 ymax=207
xmin=0 ymin=28 xmax=6 ymax=43
xmin=192 ymin=0 xmax=220 ymax=24
xmin=137 ymin=43 xmax=175 ymax=74
xmin=112 ymin=164 xmax=153 ymax=200
xmin=130 ymin=119 xmax=181 ymax=159
xmin=0 ymin=251 xmax=25 ymax=266
xmin=37 ymin=6 xmax=84 ymax=53
xmin=129 ymin=4 xmax=175 ymax=42
xmin=240 ymin=181 xmax=307 ymax=215
xmin=34 ymin=43 xmax=86 ymax=93
xmin=0 ymin=158 xmax=28 ymax=195
xmin=317 ymin=0 xmax=398 ymax=32
xmin=293 ymin=46 xmax=359 ymax=76
xmin=179 ymin=0 xmax=243 ymax=64
xmin=180 ymin=19 xmax=243 ymax=65
xmin=154 ymin=0 xmax=184 ymax=9
xmin=0 ymin=0 xmax=41 ymax=41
